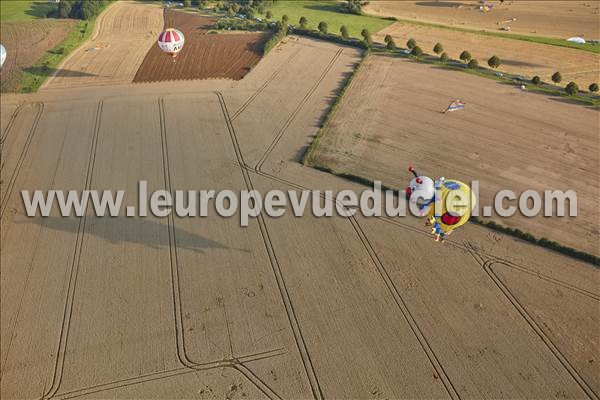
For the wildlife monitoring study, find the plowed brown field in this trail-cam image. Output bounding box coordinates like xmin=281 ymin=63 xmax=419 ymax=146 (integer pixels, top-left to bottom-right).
xmin=0 ymin=19 xmax=76 ymax=92
xmin=133 ymin=10 xmax=267 ymax=83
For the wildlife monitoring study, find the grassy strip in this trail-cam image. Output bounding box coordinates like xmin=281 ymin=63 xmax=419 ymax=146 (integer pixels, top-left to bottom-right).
xmin=471 ymin=217 xmax=600 ymax=266
xmin=292 ymin=28 xmax=368 ymax=49
xmin=263 ymin=26 xmax=289 ymax=55
xmin=389 ymin=17 xmax=600 ymax=54
xmin=302 ymin=49 xmax=368 ymax=166
xmin=16 ymin=3 xmax=112 ymax=93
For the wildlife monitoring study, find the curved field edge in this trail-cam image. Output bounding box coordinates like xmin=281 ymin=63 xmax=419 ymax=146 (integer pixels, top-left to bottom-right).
xmin=17 ymin=2 xmax=113 ymax=93
xmin=301 ymin=52 xmax=599 ymax=268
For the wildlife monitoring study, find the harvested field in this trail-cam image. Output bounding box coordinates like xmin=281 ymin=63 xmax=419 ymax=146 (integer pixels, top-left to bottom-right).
xmin=307 ymin=53 xmax=599 ymax=255
xmin=364 ymin=1 xmax=600 ymax=40
xmin=1 ymin=35 xmax=598 ymax=399
xmin=133 ymin=10 xmax=267 ymax=83
xmin=43 ymin=1 xmax=163 ymax=89
xmin=376 ymin=22 xmax=600 ymax=88
xmin=0 ymin=19 xmax=76 ymax=92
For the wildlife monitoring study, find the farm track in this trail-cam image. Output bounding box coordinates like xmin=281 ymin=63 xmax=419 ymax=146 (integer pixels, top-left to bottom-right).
xmin=466 ymin=244 xmax=599 ymax=399
xmin=157 ymin=96 xmax=286 ymax=400
xmin=40 ymin=101 xmax=103 ymax=400
xmin=0 ymin=102 xmax=27 ymax=145
xmin=254 ymin=49 xmax=344 ymax=174
xmin=0 ymin=102 xmax=44 ymax=218
xmin=215 ymin=91 xmax=324 ymax=400
xmin=231 ymin=47 xmax=303 ymax=121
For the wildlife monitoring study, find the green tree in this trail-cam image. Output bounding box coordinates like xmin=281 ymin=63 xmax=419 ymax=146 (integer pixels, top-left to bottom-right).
xmin=227 ymin=6 xmax=235 ymax=16
xmin=299 ymin=16 xmax=308 ymax=28
xmin=384 ymin=34 xmax=393 ymax=44
xmin=183 ymin=0 xmax=191 ymax=7
xmin=318 ymin=21 xmax=328 ymax=34
xmin=282 ymin=14 xmax=289 ymax=24
xmin=459 ymin=50 xmax=472 ymax=63
xmin=406 ymin=38 xmax=416 ymax=49
xmin=257 ymin=5 xmax=265 ymax=14
xmin=265 ymin=10 xmax=273 ymax=19
xmin=589 ymin=83 xmax=599 ymax=92
xmin=411 ymin=46 xmax=423 ymax=57
xmin=433 ymin=42 xmax=443 ymax=54
xmin=340 ymin=25 xmax=349 ymax=39
xmin=468 ymin=59 xmax=479 ymax=69
xmin=551 ymin=71 xmax=562 ymax=84
xmin=58 ymin=1 xmax=72 ymax=18
xmin=440 ymin=52 xmax=449 ymax=63
xmin=488 ymin=55 xmax=501 ymax=68
xmin=565 ymin=81 xmax=579 ymax=96
xmin=386 ymin=38 xmax=396 ymax=50
xmin=531 ymin=76 xmax=541 ymax=85
xmin=361 ymin=28 xmax=372 ymax=47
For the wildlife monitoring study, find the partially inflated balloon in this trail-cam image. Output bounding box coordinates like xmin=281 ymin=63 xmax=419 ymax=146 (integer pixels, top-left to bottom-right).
xmin=0 ymin=44 xmax=6 ymax=69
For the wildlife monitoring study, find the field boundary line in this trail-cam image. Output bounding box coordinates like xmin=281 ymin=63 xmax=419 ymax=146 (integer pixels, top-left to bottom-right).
xmin=0 ymin=102 xmax=44 ymax=218
xmin=216 ymin=91 xmax=324 ymax=400
xmin=159 ymin=96 xmax=284 ymax=400
xmin=255 ymin=48 xmax=344 ymax=174
xmin=231 ymin=46 xmax=303 ymax=121
xmin=465 ymin=245 xmax=599 ymax=400
xmin=41 ymin=100 xmax=103 ymax=400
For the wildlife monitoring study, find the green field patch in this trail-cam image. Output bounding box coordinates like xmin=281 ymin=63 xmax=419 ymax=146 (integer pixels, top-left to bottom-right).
xmin=267 ymin=1 xmax=393 ymax=39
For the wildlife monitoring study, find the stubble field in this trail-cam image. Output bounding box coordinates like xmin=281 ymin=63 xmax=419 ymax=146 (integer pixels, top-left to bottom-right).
xmin=306 ymin=53 xmax=599 ymax=255
xmin=43 ymin=1 xmax=163 ymax=89
xmin=364 ymin=1 xmax=600 ymax=39
xmin=1 ymin=2 xmax=598 ymax=399
xmin=375 ymin=22 xmax=600 ymax=88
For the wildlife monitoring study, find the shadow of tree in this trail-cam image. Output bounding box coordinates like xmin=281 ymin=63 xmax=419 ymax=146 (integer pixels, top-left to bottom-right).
xmin=24 ymin=2 xmax=57 ymax=19
xmin=415 ymin=1 xmax=468 ymax=8
xmin=22 ymin=66 xmax=98 ymax=78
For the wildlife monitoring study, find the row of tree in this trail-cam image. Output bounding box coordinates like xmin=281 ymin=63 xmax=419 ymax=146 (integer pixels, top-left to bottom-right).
xmin=259 ymin=12 xmax=599 ymax=96
xmin=395 ymin=38 xmax=599 ymax=95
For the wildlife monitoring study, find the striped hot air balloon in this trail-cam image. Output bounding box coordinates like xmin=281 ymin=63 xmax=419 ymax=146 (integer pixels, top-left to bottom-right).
xmin=158 ymin=28 xmax=185 ymax=59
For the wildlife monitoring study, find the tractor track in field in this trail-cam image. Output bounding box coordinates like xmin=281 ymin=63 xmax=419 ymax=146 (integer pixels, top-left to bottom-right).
xmin=254 ymin=49 xmax=344 ymax=174
xmin=215 ymin=91 xmax=325 ymax=400
xmin=0 ymin=102 xmax=44 ymax=219
xmin=231 ymin=46 xmax=303 ymax=121
xmin=159 ymin=96 xmax=286 ymax=400
xmin=465 ymin=243 xmax=599 ymax=400
xmin=41 ymin=101 xmax=103 ymax=400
